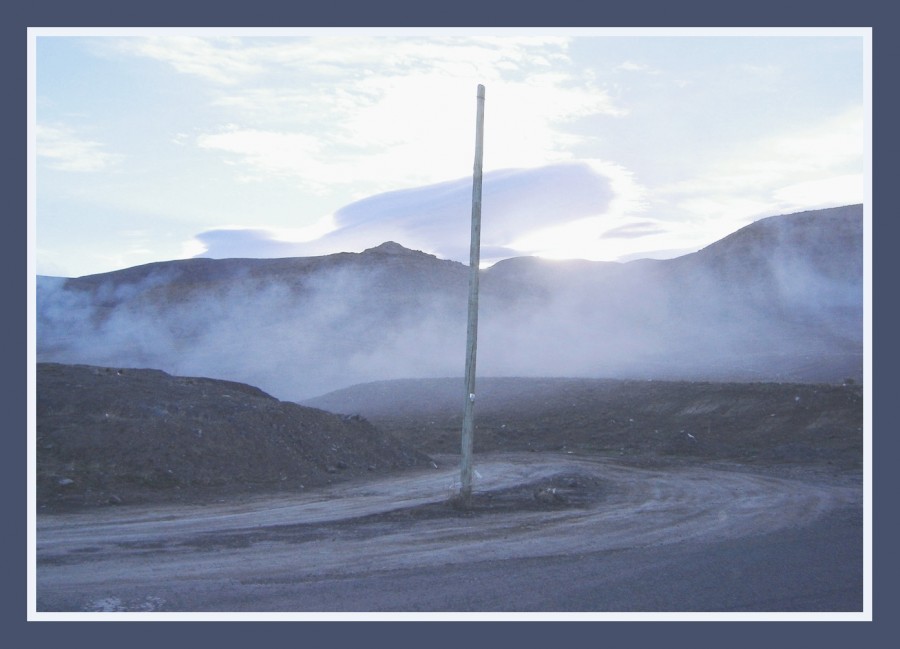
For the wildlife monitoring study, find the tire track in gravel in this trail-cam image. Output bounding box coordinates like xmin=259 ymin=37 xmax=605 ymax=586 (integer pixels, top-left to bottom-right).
xmin=35 ymin=452 xmax=861 ymax=612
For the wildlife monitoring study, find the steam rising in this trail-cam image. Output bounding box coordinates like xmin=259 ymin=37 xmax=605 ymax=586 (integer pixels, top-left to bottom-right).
xmin=36 ymin=206 xmax=863 ymax=401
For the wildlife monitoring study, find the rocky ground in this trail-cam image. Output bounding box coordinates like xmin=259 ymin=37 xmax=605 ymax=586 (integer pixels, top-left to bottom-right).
xmin=305 ymin=376 xmax=864 ymax=472
xmin=34 ymin=363 xmax=865 ymax=613
xmin=36 ymin=363 xmax=431 ymax=511
xmin=37 ymin=364 xmax=863 ymax=512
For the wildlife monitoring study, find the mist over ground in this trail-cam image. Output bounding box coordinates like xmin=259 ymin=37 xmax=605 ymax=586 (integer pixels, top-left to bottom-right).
xmin=36 ymin=205 xmax=863 ymax=401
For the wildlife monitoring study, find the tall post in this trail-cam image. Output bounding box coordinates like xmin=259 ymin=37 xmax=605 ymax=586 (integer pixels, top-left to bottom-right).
xmin=460 ymin=84 xmax=485 ymax=506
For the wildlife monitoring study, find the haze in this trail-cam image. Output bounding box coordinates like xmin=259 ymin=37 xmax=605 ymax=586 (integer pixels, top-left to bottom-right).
xmin=35 ymin=205 xmax=863 ymax=401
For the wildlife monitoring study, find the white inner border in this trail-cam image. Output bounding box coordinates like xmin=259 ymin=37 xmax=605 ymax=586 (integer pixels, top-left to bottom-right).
xmin=26 ymin=25 xmax=874 ymax=623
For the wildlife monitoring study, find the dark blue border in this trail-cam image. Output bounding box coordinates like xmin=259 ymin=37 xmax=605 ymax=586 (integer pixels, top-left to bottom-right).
xmin=9 ymin=1 xmax=895 ymax=646
xmin=4 ymin=0 xmax=889 ymax=27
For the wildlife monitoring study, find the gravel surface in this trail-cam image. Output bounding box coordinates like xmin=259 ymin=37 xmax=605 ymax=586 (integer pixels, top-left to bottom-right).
xmin=34 ymin=364 xmax=864 ymax=615
xmin=35 ymin=452 xmax=863 ymax=614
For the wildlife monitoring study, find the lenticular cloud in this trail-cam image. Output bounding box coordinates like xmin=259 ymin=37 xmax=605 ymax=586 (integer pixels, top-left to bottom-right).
xmin=194 ymin=161 xmax=616 ymax=264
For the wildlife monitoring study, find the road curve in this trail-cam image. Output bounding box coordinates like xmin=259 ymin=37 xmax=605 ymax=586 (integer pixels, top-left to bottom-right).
xmin=34 ymin=452 xmax=862 ymax=614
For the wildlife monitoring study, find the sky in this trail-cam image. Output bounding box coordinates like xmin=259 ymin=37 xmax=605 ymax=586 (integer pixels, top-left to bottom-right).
xmin=30 ymin=28 xmax=869 ymax=278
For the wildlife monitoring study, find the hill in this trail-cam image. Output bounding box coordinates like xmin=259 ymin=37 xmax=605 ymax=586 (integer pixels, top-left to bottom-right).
xmin=36 ymin=363 xmax=431 ymax=511
xmin=36 ymin=205 xmax=863 ymax=400
xmin=304 ymin=376 xmax=863 ymax=470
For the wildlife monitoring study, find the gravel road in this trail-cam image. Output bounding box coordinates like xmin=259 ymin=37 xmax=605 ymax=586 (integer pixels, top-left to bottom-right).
xmin=35 ymin=452 xmax=863 ymax=614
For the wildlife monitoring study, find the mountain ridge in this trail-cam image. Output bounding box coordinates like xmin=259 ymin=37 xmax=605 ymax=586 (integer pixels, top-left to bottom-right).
xmin=36 ymin=204 xmax=863 ymax=399
xmin=40 ymin=204 xmax=863 ymax=283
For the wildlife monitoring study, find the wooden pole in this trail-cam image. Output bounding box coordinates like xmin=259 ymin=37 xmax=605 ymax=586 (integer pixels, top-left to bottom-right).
xmin=460 ymin=84 xmax=485 ymax=506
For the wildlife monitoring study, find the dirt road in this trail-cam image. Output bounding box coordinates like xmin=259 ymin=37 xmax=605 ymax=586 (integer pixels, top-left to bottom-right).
xmin=34 ymin=453 xmax=863 ymax=614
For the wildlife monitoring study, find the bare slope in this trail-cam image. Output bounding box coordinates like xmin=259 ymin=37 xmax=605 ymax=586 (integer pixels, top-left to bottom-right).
xmin=36 ymin=363 xmax=431 ymax=511
xmin=36 ymin=205 xmax=863 ymax=399
xmin=305 ymin=377 xmax=863 ymax=470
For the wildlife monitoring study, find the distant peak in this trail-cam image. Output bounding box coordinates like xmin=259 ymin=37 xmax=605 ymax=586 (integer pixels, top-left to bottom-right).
xmin=363 ymin=241 xmax=420 ymax=256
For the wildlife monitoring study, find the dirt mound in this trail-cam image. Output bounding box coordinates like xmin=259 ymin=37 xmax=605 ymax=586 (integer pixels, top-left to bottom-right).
xmin=305 ymin=377 xmax=863 ymax=470
xmin=35 ymin=365 xmax=863 ymax=512
xmin=36 ymin=363 xmax=432 ymax=511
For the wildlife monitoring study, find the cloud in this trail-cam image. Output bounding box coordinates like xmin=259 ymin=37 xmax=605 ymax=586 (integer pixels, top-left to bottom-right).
xmin=192 ymin=160 xmax=619 ymax=264
xmin=106 ymin=36 xmax=266 ymax=84
xmin=38 ymin=33 xmax=866 ymax=280
xmin=194 ymin=74 xmax=623 ymax=193
xmin=739 ymin=63 xmax=783 ymax=81
xmin=773 ymin=174 xmax=863 ymax=207
xmin=107 ymin=34 xmax=623 ymax=194
xmin=191 ymin=215 xmax=339 ymax=260
xmin=192 ymin=229 xmax=301 ymax=259
xmin=757 ymin=106 xmax=864 ymax=173
xmin=507 ymin=214 xmax=679 ymax=264
xmin=600 ymin=221 xmax=667 ymax=239
xmin=616 ymin=60 xmax=660 ymax=74
xmin=195 ymin=127 xmax=332 ymax=188
xmin=655 ymin=105 xmax=864 ymax=228
xmin=36 ymin=124 xmax=121 ymax=172
xmin=109 ymin=34 xmax=574 ymax=85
